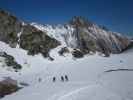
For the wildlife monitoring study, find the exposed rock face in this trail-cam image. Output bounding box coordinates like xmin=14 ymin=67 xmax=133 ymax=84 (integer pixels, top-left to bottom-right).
xmin=0 ymin=52 xmax=22 ymax=71
xmin=20 ymin=24 xmax=60 ymax=57
xmin=72 ymin=49 xmax=84 ymax=58
xmin=0 ymin=9 xmax=21 ymax=47
xmin=0 ymin=77 xmax=20 ymax=98
xmin=0 ymin=9 xmax=60 ymax=57
xmin=69 ymin=16 xmax=131 ymax=56
xmin=58 ymin=47 xmax=69 ymax=56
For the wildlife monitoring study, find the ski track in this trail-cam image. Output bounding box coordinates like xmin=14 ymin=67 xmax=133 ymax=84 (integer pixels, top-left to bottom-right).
xmin=48 ymin=85 xmax=90 ymax=100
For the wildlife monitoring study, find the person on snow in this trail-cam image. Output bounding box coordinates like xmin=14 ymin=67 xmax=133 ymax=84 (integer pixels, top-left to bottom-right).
xmin=38 ymin=78 xmax=42 ymax=82
xmin=53 ymin=77 xmax=56 ymax=82
xmin=61 ymin=76 xmax=64 ymax=82
xmin=65 ymin=75 xmax=68 ymax=81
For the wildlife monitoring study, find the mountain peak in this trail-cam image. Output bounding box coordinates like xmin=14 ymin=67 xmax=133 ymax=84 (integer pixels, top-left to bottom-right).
xmin=70 ymin=16 xmax=94 ymax=27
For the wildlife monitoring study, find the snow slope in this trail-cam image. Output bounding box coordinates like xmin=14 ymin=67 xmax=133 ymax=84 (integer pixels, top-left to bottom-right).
xmin=0 ymin=41 xmax=133 ymax=100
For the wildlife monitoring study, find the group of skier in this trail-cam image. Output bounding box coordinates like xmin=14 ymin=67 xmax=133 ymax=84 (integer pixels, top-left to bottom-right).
xmin=52 ymin=75 xmax=68 ymax=82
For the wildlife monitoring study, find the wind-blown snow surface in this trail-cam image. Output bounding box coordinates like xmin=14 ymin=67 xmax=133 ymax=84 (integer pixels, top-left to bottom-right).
xmin=0 ymin=41 xmax=133 ymax=100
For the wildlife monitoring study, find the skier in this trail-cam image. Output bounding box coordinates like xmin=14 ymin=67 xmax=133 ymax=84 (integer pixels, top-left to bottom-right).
xmin=61 ymin=76 xmax=64 ymax=82
xmin=53 ymin=77 xmax=56 ymax=82
xmin=65 ymin=75 xmax=68 ymax=81
xmin=38 ymin=78 xmax=42 ymax=82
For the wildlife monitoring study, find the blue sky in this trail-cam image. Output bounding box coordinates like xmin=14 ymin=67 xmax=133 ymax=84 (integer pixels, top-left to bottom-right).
xmin=0 ymin=0 xmax=133 ymax=36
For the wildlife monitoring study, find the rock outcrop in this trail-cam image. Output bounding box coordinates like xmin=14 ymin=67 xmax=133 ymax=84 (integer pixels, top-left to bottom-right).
xmin=0 ymin=9 xmax=21 ymax=47
xmin=0 ymin=9 xmax=60 ymax=57
xmin=0 ymin=77 xmax=20 ymax=98
xmin=69 ymin=16 xmax=131 ymax=56
xmin=0 ymin=52 xmax=22 ymax=71
xmin=20 ymin=24 xmax=60 ymax=57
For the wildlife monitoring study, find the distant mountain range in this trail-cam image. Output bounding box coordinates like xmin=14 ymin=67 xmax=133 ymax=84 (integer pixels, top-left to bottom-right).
xmin=0 ymin=9 xmax=132 ymax=59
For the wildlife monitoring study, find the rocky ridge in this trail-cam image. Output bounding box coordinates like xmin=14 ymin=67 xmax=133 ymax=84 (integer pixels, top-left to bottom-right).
xmin=0 ymin=9 xmax=60 ymax=58
xmin=32 ymin=16 xmax=132 ymax=57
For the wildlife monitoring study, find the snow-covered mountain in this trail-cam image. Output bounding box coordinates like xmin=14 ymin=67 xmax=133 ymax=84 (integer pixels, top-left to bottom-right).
xmin=0 ymin=9 xmax=132 ymax=58
xmin=31 ymin=16 xmax=132 ymax=57
xmin=0 ymin=9 xmax=133 ymax=100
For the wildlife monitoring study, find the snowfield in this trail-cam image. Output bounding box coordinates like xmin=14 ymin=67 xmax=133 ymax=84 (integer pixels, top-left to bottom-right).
xmin=0 ymin=41 xmax=133 ymax=100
